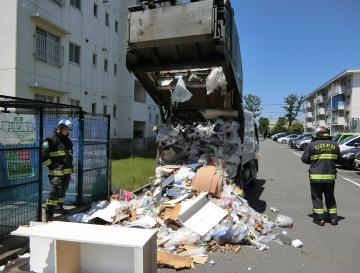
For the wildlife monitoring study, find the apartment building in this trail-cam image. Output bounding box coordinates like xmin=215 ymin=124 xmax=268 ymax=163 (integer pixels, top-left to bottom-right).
xmin=0 ymin=0 xmax=160 ymax=151
xmin=304 ymin=69 xmax=360 ymax=134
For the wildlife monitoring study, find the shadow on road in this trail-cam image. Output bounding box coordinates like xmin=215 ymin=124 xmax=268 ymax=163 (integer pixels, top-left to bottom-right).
xmin=246 ymin=179 xmax=267 ymax=213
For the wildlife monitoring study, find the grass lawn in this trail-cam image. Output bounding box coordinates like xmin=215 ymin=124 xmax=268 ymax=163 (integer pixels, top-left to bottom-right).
xmin=111 ymin=157 xmax=156 ymax=192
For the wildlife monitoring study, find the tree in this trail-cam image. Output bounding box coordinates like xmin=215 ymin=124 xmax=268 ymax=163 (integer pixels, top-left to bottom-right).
xmin=289 ymin=120 xmax=304 ymax=133
xmin=244 ymin=94 xmax=262 ymax=118
xmin=274 ymin=117 xmax=287 ymax=132
xmin=283 ymin=94 xmax=305 ymax=129
xmin=258 ymin=117 xmax=270 ymax=136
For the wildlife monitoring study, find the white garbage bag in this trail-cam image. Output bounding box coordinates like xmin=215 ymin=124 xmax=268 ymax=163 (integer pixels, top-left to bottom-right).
xmin=206 ymin=67 xmax=227 ymax=95
xmin=171 ymin=76 xmax=193 ymax=103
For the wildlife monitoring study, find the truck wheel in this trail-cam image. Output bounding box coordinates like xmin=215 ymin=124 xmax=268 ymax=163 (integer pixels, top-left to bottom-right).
xmin=301 ymin=143 xmax=308 ymax=151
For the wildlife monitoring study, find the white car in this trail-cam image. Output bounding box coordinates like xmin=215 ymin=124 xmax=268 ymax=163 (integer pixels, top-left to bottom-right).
xmin=338 ymin=135 xmax=360 ymax=153
xmin=277 ymin=134 xmax=299 ymax=144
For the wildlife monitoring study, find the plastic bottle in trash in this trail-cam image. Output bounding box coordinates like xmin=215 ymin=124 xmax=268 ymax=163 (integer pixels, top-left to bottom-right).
xmin=278 ymin=231 xmax=292 ymax=245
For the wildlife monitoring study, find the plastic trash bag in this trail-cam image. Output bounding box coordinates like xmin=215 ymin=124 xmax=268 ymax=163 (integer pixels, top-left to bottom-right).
xmin=206 ymin=67 xmax=227 ymax=95
xmin=171 ymin=76 xmax=193 ymax=103
xmin=275 ymin=214 xmax=294 ymax=227
xmin=231 ymin=223 xmax=248 ymax=243
xmin=214 ymin=223 xmax=233 ymax=245
xmin=164 ymin=227 xmax=200 ymax=248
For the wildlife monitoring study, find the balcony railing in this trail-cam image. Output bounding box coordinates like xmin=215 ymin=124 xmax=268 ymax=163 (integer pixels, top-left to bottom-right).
xmin=50 ymin=0 xmax=65 ymax=7
xmin=34 ymin=34 xmax=63 ymax=67
xmin=331 ymin=85 xmax=343 ymax=96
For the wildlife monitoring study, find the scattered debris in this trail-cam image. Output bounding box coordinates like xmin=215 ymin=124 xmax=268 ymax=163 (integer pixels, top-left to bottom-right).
xmin=278 ymin=231 xmax=292 ymax=245
xmin=66 ymin=119 xmax=301 ymax=270
xmin=275 ymin=214 xmax=294 ymax=228
xmin=292 ymin=239 xmax=304 ymax=248
xmin=157 ymin=251 xmax=193 ymax=269
xmin=18 ymin=253 xmax=31 ymax=259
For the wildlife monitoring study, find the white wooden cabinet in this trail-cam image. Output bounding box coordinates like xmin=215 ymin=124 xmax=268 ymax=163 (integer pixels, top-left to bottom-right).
xmin=11 ymin=221 xmax=157 ymax=273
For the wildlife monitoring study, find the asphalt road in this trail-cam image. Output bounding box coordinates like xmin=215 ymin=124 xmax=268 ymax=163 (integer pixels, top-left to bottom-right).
xmin=160 ymin=139 xmax=360 ymax=273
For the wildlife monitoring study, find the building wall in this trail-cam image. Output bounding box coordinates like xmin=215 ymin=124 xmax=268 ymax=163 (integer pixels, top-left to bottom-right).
xmin=305 ymin=71 xmax=360 ymax=133
xmin=0 ymin=1 xmax=18 ymax=97
xmin=0 ymin=0 xmax=159 ymax=146
xmin=350 ymin=74 xmax=360 ymax=119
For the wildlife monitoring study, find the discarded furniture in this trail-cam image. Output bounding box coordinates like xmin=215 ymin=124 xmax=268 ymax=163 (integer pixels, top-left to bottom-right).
xmin=12 ymin=221 xmax=157 ymax=273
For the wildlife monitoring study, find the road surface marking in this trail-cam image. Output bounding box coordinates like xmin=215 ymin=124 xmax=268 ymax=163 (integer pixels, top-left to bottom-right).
xmin=339 ymin=175 xmax=360 ymax=188
xmin=291 ymin=151 xmax=302 ymax=157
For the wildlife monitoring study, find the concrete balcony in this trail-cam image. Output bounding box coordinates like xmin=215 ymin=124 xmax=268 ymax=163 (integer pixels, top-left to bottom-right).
xmin=331 ymin=85 xmax=344 ymax=96
xmin=333 ymin=116 xmax=346 ymax=125
xmin=306 ymin=112 xmax=313 ymax=118
xmin=316 ymin=107 xmax=326 ymax=115
xmin=306 ymin=101 xmax=312 ymax=109
xmin=316 ymin=95 xmax=325 ymax=104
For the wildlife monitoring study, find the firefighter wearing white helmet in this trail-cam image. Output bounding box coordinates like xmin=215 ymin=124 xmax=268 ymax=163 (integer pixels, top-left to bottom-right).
xmin=301 ymin=127 xmax=340 ymax=226
xmin=42 ymin=119 xmax=74 ymax=221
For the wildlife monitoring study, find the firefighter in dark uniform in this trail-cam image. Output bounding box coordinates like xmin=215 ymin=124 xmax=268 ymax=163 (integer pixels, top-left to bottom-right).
xmin=301 ymin=127 xmax=340 ymax=226
xmin=42 ymin=119 xmax=73 ymax=221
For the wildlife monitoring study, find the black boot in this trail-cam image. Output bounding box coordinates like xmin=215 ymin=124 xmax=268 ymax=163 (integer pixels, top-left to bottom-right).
xmin=313 ymin=219 xmax=325 ymax=226
xmin=330 ymin=215 xmax=338 ymax=225
xmin=55 ymin=203 xmax=66 ymax=214
xmin=45 ymin=205 xmax=54 ymax=222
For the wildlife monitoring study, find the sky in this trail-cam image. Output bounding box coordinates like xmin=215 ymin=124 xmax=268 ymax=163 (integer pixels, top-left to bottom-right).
xmin=232 ymin=0 xmax=360 ymax=122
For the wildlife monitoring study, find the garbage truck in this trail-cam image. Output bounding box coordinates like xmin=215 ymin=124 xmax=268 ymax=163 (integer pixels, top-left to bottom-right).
xmin=126 ymin=0 xmax=259 ymax=190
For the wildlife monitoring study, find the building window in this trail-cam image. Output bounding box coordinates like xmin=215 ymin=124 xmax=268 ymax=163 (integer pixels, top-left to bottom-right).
xmin=92 ymin=103 xmax=96 ymax=113
xmin=113 ymin=104 xmax=117 ymax=119
xmin=114 ymin=63 xmax=117 ymax=76
xmin=134 ymin=80 xmax=146 ymax=103
xmin=115 ymin=20 xmax=118 ymax=33
xmin=93 ymin=3 xmax=98 ymax=17
xmin=103 ymin=105 xmax=108 ymax=115
xmin=34 ymin=27 xmax=62 ymax=66
xmin=92 ymin=53 xmax=97 ymax=67
xmin=69 ymin=43 xmax=80 ymax=64
xmin=155 ymin=114 xmax=159 ymax=125
xmin=50 ymin=0 xmax=65 ymax=7
xmin=148 ymin=113 xmax=152 ymax=122
xmin=105 ymin=12 xmax=109 ymax=26
xmin=104 ymin=59 xmax=108 ymax=72
xmin=133 ymin=121 xmax=145 ymax=139
xmin=70 ymin=98 xmax=80 ymax=106
xmin=70 ymin=0 xmax=81 ymax=10
xmin=34 ymin=93 xmax=60 ymax=103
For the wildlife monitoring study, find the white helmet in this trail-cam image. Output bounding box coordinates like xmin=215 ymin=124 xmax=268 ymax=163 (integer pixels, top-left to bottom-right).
xmin=58 ymin=119 xmax=73 ymax=131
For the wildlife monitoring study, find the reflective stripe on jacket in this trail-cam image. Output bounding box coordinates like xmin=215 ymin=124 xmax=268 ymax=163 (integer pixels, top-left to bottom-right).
xmin=301 ymin=138 xmax=340 ymax=183
xmin=42 ymin=129 xmax=73 ymax=176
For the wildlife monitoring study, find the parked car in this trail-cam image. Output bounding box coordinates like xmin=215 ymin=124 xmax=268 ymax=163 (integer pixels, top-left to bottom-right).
xmin=277 ymin=134 xmax=299 ymax=144
xmin=354 ymin=151 xmax=360 ymax=170
xmin=337 ymin=146 xmax=360 ymax=168
xmin=289 ymin=133 xmax=312 ymax=148
xmin=333 ymin=132 xmax=360 ymax=142
xmin=295 ymin=136 xmax=312 ymax=150
xmin=271 ymin=132 xmax=287 ymax=141
xmin=338 ymin=135 xmax=360 ymax=153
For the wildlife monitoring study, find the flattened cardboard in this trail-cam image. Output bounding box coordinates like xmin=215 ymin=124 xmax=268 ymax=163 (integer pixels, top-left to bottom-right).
xmin=157 ymin=251 xmax=192 ymax=269
xmin=192 ymin=166 xmax=222 ymax=197
xmin=164 ymin=203 xmax=181 ymax=221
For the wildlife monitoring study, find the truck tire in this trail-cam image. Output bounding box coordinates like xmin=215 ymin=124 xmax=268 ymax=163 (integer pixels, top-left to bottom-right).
xmin=301 ymin=143 xmax=308 ymax=151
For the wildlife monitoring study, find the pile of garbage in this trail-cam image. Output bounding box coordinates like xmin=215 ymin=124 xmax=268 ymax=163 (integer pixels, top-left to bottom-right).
xmin=69 ymin=119 xmax=302 ymax=270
